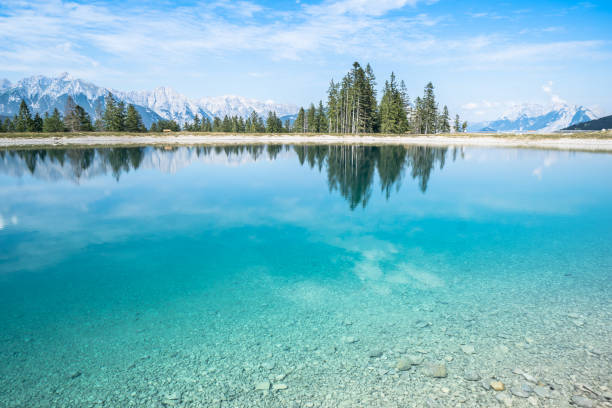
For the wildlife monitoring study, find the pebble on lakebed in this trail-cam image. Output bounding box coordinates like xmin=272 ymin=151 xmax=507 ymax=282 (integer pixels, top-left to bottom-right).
xmin=255 ymin=381 xmax=270 ymax=391
xmin=490 ymin=380 xmax=505 ymax=391
xmin=423 ymin=363 xmax=447 ymax=378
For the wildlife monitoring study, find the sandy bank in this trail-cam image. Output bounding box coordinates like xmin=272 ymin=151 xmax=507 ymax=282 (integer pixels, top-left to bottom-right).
xmin=1 ymin=133 xmax=612 ymax=151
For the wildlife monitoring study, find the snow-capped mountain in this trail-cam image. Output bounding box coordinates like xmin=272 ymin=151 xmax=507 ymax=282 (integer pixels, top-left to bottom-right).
xmin=0 ymin=73 xmax=164 ymax=127
xmin=0 ymin=73 xmax=298 ymax=127
xmin=468 ymin=103 xmax=597 ymax=133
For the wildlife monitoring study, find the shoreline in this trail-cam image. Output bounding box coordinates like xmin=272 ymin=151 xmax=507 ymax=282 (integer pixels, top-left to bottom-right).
xmin=1 ymin=133 xmax=612 ymax=151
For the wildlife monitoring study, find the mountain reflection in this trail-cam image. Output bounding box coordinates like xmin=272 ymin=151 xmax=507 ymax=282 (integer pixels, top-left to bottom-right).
xmin=0 ymin=145 xmax=456 ymax=209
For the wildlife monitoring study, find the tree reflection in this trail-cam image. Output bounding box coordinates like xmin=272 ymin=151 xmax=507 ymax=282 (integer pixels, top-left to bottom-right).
xmin=2 ymin=144 xmax=453 ymax=208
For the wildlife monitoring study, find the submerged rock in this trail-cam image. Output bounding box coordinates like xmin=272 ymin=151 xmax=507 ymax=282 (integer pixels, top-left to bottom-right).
xmin=495 ymin=392 xmax=513 ymax=407
xmin=490 ymin=380 xmax=505 ymax=391
xmin=510 ymin=385 xmax=531 ymax=398
xmin=533 ymin=386 xmax=551 ymax=398
xmin=463 ymin=370 xmax=481 ymax=381
xmin=571 ymin=395 xmax=595 ymax=408
xmin=272 ymin=383 xmax=288 ymax=391
xmin=396 ymin=359 xmax=412 ymax=371
xmin=255 ymin=381 xmax=270 ymax=391
xmin=369 ymin=350 xmax=383 ymax=358
xmin=424 ymin=363 xmax=447 ymax=378
xmin=461 ymin=345 xmax=475 ymax=355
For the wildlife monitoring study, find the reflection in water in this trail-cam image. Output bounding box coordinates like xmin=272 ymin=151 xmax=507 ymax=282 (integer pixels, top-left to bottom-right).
xmin=0 ymin=145 xmax=454 ymax=209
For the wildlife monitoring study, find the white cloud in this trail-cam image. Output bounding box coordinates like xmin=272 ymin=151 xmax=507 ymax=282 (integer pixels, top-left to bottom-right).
xmin=541 ymin=80 xmax=566 ymax=105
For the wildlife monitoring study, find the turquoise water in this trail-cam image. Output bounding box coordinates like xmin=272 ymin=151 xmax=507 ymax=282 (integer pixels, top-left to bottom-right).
xmin=0 ymin=145 xmax=611 ymax=408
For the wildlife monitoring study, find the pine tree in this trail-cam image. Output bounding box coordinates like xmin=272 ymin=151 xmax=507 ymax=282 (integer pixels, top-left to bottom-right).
xmin=76 ymin=105 xmax=93 ymax=131
xmin=306 ymin=104 xmax=316 ymax=132
xmin=379 ymin=73 xmax=409 ymax=134
xmin=364 ymin=63 xmax=378 ymax=132
xmin=453 ymin=114 xmax=461 ymax=132
xmin=294 ymin=107 xmax=305 ymax=133
xmin=15 ymin=99 xmax=32 ymax=132
xmin=461 ymin=121 xmax=468 ymax=133
xmin=125 ymin=104 xmax=144 ymax=132
xmin=439 ymin=105 xmax=451 ymax=133
xmin=116 ymin=101 xmax=126 ymax=131
xmin=315 ymin=100 xmax=327 ymax=132
xmin=103 ymin=92 xmax=117 ymax=131
xmin=31 ymin=112 xmax=43 ymax=132
xmin=43 ymin=108 xmax=64 ymax=132
xmin=422 ymin=82 xmax=438 ymax=134
xmin=266 ymin=111 xmax=282 ymax=133
xmin=213 ymin=117 xmax=222 ymax=131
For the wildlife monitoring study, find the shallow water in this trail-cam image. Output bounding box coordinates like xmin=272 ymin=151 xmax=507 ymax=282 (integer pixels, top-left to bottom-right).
xmin=0 ymin=145 xmax=611 ymax=408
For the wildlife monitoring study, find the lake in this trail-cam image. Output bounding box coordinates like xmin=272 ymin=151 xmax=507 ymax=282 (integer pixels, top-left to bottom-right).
xmin=0 ymin=145 xmax=610 ymax=408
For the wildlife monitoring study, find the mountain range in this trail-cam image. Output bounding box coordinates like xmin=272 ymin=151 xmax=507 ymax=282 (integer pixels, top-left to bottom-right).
xmin=0 ymin=73 xmax=600 ymax=132
xmin=468 ymin=103 xmax=598 ymax=133
xmin=0 ymin=73 xmax=298 ymax=127
xmin=563 ymin=114 xmax=612 ymax=131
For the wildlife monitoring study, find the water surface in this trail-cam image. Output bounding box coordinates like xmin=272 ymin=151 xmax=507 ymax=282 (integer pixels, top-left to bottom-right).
xmin=0 ymin=145 xmax=610 ymax=408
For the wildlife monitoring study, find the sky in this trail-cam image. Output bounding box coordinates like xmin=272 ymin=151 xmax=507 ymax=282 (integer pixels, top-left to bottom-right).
xmin=0 ymin=0 xmax=611 ymax=121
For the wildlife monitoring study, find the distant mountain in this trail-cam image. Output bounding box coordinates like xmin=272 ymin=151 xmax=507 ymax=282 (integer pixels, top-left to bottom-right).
xmin=0 ymin=73 xmax=298 ymax=126
xmin=563 ymin=114 xmax=612 ymax=131
xmin=0 ymin=73 xmax=164 ymax=127
xmin=468 ymin=103 xmax=598 ymax=133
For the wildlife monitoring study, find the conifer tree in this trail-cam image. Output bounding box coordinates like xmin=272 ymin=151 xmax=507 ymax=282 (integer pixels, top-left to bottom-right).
xmin=125 ymin=104 xmax=144 ymax=132
xmin=31 ymin=112 xmax=43 ymax=132
xmin=15 ymin=99 xmax=32 ymax=132
xmin=315 ymin=100 xmax=327 ymax=132
xmin=306 ymin=104 xmax=316 ymax=132
xmin=439 ymin=105 xmax=451 ymax=133
xmin=294 ymin=107 xmax=306 ymax=133
xmin=43 ymin=108 xmax=64 ymax=132
xmin=379 ymin=73 xmax=409 ymax=134
xmin=103 ymin=92 xmax=118 ymax=131
xmin=76 ymin=105 xmax=93 ymax=131
xmin=453 ymin=114 xmax=461 ymax=132
xmin=213 ymin=117 xmax=222 ymax=131
xmin=422 ymin=82 xmax=438 ymax=134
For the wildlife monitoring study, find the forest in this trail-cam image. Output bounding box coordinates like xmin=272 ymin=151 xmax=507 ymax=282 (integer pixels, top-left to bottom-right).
xmin=0 ymin=62 xmax=466 ymax=135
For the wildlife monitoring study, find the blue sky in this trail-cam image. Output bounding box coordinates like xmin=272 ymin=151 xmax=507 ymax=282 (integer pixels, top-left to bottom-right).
xmin=0 ymin=0 xmax=610 ymax=120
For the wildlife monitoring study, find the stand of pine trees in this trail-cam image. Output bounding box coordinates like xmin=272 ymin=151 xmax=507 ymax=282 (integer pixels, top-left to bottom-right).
xmin=0 ymin=93 xmax=147 ymax=133
xmin=295 ymin=61 xmax=468 ymax=134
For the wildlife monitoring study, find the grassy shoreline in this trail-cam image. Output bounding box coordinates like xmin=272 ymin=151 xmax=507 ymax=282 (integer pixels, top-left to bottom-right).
xmin=0 ymin=130 xmax=611 ymax=139
xmin=1 ymin=131 xmax=611 ymax=152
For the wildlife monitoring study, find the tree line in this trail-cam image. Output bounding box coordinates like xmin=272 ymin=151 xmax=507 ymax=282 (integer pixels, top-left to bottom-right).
xmin=1 ymin=63 xmax=467 ymax=134
xmin=312 ymin=61 xmax=466 ymax=134
xmin=0 ymin=93 xmax=148 ymax=133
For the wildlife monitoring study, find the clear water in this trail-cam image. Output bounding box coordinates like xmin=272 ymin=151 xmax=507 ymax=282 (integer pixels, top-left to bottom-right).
xmin=0 ymin=145 xmax=610 ymax=408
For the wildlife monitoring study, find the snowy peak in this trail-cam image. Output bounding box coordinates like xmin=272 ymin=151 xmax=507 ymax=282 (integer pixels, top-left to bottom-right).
xmin=470 ymin=103 xmax=598 ymax=132
xmin=0 ymin=73 xmax=299 ymax=126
